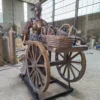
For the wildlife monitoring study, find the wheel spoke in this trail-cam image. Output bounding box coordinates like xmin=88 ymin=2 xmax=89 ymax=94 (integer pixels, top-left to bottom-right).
xmin=34 ymin=46 xmax=38 ymax=61
xmin=70 ymin=66 xmax=76 ymax=79
xmin=28 ymin=46 xmax=33 ymax=60
xmin=31 ymin=72 xmax=36 ymax=84
xmin=59 ymin=54 xmax=64 ymax=59
xmin=58 ymin=64 xmax=64 ymax=70
xmin=29 ymin=68 xmax=35 ymax=77
xmin=37 ymin=68 xmax=45 ymax=81
xmin=71 ymin=64 xmax=80 ymax=72
xmin=37 ymin=69 xmax=45 ymax=86
xmin=70 ymin=52 xmax=80 ymax=60
xmin=63 ymin=65 xmax=68 ymax=76
xmin=27 ymin=56 xmax=33 ymax=63
xmin=69 ymin=52 xmax=72 ymax=57
xmin=67 ymin=65 xmax=70 ymax=80
xmin=36 ymin=53 xmax=42 ymax=63
xmin=28 ymin=65 xmax=34 ymax=68
xmin=36 ymin=46 xmax=39 ymax=60
xmin=37 ymin=71 xmax=44 ymax=87
xmin=37 ymin=64 xmax=45 ymax=68
xmin=31 ymin=45 xmax=35 ymax=61
xmin=35 ymin=71 xmax=39 ymax=88
xmin=71 ymin=61 xmax=81 ymax=64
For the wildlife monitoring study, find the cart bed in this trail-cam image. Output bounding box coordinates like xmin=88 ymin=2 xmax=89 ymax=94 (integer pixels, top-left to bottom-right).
xmin=46 ymin=45 xmax=88 ymax=53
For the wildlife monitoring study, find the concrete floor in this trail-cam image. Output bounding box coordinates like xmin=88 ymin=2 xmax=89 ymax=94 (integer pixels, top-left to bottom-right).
xmin=0 ymin=49 xmax=100 ymax=100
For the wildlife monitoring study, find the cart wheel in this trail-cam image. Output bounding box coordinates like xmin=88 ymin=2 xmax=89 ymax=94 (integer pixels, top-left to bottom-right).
xmin=26 ymin=41 xmax=50 ymax=92
xmin=55 ymin=51 xmax=86 ymax=82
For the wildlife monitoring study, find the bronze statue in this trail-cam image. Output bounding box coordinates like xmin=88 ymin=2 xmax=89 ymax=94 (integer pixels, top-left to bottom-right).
xmin=21 ymin=3 xmax=48 ymax=75
xmin=22 ymin=3 xmax=48 ymax=44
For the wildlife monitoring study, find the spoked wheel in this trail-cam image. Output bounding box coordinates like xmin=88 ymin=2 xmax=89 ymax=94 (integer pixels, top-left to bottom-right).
xmin=25 ymin=41 xmax=50 ymax=93
xmin=55 ymin=51 xmax=86 ymax=82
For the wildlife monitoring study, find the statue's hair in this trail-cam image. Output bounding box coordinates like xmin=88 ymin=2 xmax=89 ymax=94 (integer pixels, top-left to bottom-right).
xmin=31 ymin=3 xmax=42 ymax=11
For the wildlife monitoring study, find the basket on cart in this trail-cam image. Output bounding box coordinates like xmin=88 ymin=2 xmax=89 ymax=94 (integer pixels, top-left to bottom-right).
xmin=44 ymin=24 xmax=74 ymax=48
xmin=45 ymin=35 xmax=74 ymax=48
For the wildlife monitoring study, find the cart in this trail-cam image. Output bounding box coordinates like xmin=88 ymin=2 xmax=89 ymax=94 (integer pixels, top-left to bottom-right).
xmin=20 ymin=24 xmax=88 ymax=100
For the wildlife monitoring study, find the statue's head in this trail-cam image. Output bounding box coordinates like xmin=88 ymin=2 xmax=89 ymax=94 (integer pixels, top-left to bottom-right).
xmin=31 ymin=3 xmax=42 ymax=18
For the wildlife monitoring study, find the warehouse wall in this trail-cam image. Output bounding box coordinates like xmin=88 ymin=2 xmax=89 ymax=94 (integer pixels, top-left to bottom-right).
xmin=3 ymin=0 xmax=13 ymax=24
xmin=14 ymin=0 xmax=24 ymax=24
xmin=86 ymin=13 xmax=100 ymax=42
xmin=2 ymin=0 xmax=24 ymax=24
xmin=1 ymin=0 xmax=24 ymax=32
xmin=54 ymin=12 xmax=100 ymax=42
xmin=20 ymin=4 xmax=34 ymax=33
xmin=1 ymin=0 xmax=34 ymax=33
xmin=27 ymin=4 xmax=34 ymax=20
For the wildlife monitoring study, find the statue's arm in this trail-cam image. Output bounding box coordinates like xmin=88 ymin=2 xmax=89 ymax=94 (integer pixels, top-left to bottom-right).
xmin=42 ymin=20 xmax=48 ymax=35
xmin=22 ymin=20 xmax=32 ymax=41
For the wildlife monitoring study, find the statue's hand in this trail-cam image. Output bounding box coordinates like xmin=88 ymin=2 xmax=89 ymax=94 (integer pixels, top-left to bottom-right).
xmin=22 ymin=35 xmax=27 ymax=45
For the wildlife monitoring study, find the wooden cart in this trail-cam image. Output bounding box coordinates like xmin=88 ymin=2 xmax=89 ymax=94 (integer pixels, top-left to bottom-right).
xmin=22 ymin=40 xmax=88 ymax=95
xmin=20 ymin=23 xmax=88 ymax=99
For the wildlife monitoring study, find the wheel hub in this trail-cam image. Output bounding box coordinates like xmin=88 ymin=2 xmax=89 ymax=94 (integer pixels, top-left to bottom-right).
xmin=32 ymin=62 xmax=37 ymax=70
xmin=66 ymin=57 xmax=71 ymax=66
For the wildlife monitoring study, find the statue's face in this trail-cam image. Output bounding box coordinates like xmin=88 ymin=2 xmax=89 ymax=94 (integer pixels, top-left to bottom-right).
xmin=34 ymin=7 xmax=41 ymax=17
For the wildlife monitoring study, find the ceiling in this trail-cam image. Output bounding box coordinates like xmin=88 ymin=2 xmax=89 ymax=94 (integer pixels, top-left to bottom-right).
xmin=20 ymin=0 xmax=46 ymax=4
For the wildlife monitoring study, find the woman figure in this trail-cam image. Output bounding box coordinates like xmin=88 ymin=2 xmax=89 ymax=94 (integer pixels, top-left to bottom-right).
xmin=21 ymin=3 xmax=48 ymax=75
xmin=22 ymin=3 xmax=48 ymax=44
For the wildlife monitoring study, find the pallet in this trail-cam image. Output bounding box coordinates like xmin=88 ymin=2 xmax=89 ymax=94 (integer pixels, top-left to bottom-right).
xmin=20 ymin=74 xmax=73 ymax=100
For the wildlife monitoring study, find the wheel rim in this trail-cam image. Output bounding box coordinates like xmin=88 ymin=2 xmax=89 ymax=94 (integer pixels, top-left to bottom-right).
xmin=26 ymin=41 xmax=50 ymax=92
xmin=56 ymin=51 xmax=86 ymax=82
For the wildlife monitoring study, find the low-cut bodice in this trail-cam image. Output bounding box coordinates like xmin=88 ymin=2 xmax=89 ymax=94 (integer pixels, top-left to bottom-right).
xmin=32 ymin=18 xmax=44 ymax=35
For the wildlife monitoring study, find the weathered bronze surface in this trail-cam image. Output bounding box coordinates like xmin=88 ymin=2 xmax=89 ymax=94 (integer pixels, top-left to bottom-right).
xmin=22 ymin=4 xmax=48 ymax=42
xmin=21 ymin=3 xmax=88 ymax=93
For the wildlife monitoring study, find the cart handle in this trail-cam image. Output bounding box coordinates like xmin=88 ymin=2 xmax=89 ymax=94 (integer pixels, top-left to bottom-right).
xmin=59 ymin=24 xmax=71 ymax=30
xmin=47 ymin=25 xmax=55 ymax=35
xmin=59 ymin=24 xmax=73 ymax=37
xmin=41 ymin=26 xmax=47 ymax=35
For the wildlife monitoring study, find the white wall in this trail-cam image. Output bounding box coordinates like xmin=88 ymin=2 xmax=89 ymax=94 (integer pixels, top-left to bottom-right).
xmin=2 ymin=0 xmax=24 ymax=24
xmin=1 ymin=0 xmax=34 ymax=32
xmin=27 ymin=3 xmax=34 ymax=20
